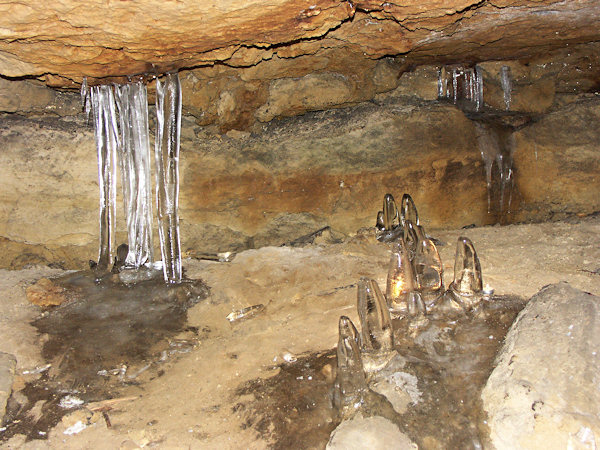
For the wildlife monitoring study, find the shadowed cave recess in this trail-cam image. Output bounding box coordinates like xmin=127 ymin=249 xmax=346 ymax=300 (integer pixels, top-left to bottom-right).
xmin=0 ymin=1 xmax=599 ymax=448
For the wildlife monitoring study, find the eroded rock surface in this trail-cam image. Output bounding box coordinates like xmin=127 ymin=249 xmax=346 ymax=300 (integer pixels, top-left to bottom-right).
xmin=482 ymin=283 xmax=600 ymax=449
xmin=0 ymin=352 xmax=16 ymax=423
xmin=327 ymin=415 xmax=417 ymax=450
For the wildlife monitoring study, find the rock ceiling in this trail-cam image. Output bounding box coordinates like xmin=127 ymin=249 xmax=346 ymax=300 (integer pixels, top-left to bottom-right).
xmin=1 ymin=0 xmax=599 ymax=88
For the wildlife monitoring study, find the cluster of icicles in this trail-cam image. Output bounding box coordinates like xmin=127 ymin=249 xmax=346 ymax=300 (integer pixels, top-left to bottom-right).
xmin=81 ymin=73 xmax=183 ymax=284
xmin=333 ymin=193 xmax=486 ymax=417
xmin=438 ymin=64 xmax=512 ymax=112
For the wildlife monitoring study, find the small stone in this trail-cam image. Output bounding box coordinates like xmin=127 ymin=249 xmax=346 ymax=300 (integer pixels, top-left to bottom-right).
xmin=26 ymin=278 xmax=69 ymax=306
xmin=326 ymin=415 xmax=417 ymax=450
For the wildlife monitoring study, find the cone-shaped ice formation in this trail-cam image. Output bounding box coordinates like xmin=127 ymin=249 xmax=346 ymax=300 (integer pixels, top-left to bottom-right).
xmin=382 ymin=194 xmax=399 ymax=230
xmin=115 ymin=82 xmax=154 ymax=268
xmin=403 ymin=220 xmax=419 ymax=262
xmin=333 ymin=316 xmax=367 ymax=417
xmin=386 ymin=240 xmax=416 ymax=314
xmin=446 ymin=236 xmax=483 ymax=309
xmin=155 ymin=73 xmax=183 ymax=284
xmin=406 ymin=291 xmax=426 ymax=317
xmin=400 ymin=194 xmax=419 ymax=228
xmin=90 ymin=85 xmax=119 ymax=271
xmin=357 ymin=278 xmax=395 ymax=371
xmin=413 ymin=236 xmax=444 ymax=306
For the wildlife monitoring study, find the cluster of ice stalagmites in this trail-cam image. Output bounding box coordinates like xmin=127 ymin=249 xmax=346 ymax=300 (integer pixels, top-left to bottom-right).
xmin=82 ymin=74 xmax=183 ymax=284
xmin=334 ymin=193 xmax=486 ymax=418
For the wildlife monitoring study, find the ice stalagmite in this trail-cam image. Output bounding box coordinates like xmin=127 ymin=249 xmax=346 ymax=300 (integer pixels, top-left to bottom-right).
xmin=435 ymin=237 xmax=483 ymax=313
xmin=333 ymin=316 xmax=367 ymax=418
xmin=413 ymin=235 xmax=444 ymax=306
xmin=357 ymin=278 xmax=395 ymax=372
xmin=155 ymin=73 xmax=183 ymax=283
xmin=400 ymin=193 xmax=419 ymax=228
xmin=115 ymin=82 xmax=154 ymax=268
xmin=386 ymin=239 xmax=416 ymax=315
xmin=90 ymin=85 xmax=119 ymax=271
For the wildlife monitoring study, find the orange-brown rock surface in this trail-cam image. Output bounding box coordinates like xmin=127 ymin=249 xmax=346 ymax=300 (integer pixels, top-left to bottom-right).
xmin=1 ymin=0 xmax=599 ymax=87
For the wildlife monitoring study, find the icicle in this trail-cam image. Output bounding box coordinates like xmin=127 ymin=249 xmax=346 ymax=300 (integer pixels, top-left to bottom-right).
xmin=333 ymin=316 xmax=367 ymax=418
xmin=80 ymin=77 xmax=90 ymax=118
xmin=357 ymin=278 xmax=395 ymax=372
xmin=155 ymin=73 xmax=183 ymax=284
xmin=452 ymin=68 xmax=459 ymax=104
xmin=475 ymin=66 xmax=484 ymax=111
xmin=474 ymin=122 xmax=500 ymax=213
xmin=115 ymin=82 xmax=154 ymax=268
xmin=385 ymin=239 xmax=416 ymax=315
xmin=500 ymin=65 xmax=512 ymax=111
xmin=90 ymin=85 xmax=119 ymax=271
xmin=438 ymin=66 xmax=448 ymax=98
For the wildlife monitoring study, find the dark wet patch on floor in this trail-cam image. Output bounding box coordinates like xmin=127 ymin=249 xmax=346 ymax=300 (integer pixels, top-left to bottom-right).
xmin=234 ymin=351 xmax=340 ymax=450
xmin=0 ymin=271 xmax=209 ymax=442
xmin=235 ymin=295 xmax=526 ymax=449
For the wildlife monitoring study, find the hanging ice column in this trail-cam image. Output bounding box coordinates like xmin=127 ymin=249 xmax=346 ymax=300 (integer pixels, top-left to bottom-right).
xmin=115 ymin=82 xmax=154 ymax=268
xmin=155 ymin=73 xmax=183 ymax=283
xmin=89 ymin=85 xmax=119 ymax=271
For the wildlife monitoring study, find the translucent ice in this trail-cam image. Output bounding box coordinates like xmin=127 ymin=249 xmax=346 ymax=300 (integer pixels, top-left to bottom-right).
xmin=90 ymin=85 xmax=119 ymax=271
xmin=448 ymin=236 xmax=483 ymax=308
xmin=382 ymin=193 xmax=399 ymax=230
xmin=155 ymin=73 xmax=183 ymax=283
xmin=333 ymin=316 xmax=367 ymax=417
xmin=386 ymin=240 xmax=416 ymax=314
xmin=438 ymin=65 xmax=484 ymax=111
xmin=474 ymin=122 xmax=516 ymax=215
xmin=413 ymin=236 xmax=444 ymax=305
xmin=115 ymin=82 xmax=154 ymax=268
xmin=403 ymin=220 xmax=419 ymax=262
xmin=357 ymin=278 xmax=395 ymax=371
xmin=406 ymin=291 xmax=426 ymax=317
xmin=500 ymin=65 xmax=512 ymax=111
xmin=399 ymin=193 xmax=419 ymax=228
xmin=376 ymin=194 xmax=402 ymax=242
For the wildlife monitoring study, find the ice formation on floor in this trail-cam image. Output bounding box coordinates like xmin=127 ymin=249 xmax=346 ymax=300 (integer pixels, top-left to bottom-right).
xmin=335 ymin=194 xmax=486 ymax=418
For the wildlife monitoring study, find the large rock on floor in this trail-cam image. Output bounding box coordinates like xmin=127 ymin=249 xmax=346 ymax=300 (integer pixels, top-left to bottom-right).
xmin=482 ymin=283 xmax=600 ymax=449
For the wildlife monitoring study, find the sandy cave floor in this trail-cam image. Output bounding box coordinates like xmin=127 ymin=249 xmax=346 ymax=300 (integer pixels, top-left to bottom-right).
xmin=0 ymin=215 xmax=599 ymax=449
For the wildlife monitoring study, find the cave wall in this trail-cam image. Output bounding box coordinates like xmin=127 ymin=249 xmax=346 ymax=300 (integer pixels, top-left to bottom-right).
xmin=0 ymin=43 xmax=599 ymax=269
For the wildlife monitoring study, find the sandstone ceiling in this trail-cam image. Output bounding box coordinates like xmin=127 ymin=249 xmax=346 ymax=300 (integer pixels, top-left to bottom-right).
xmin=1 ymin=0 xmax=599 ymax=88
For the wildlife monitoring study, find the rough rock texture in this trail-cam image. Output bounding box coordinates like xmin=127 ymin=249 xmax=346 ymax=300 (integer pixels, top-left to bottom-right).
xmin=326 ymin=415 xmax=417 ymax=450
xmin=0 ymin=352 xmax=16 ymax=423
xmin=482 ymin=283 xmax=600 ymax=450
xmin=513 ymin=96 xmax=600 ymax=222
xmin=1 ymin=89 xmax=599 ymax=269
xmin=1 ymin=0 xmax=599 ymax=85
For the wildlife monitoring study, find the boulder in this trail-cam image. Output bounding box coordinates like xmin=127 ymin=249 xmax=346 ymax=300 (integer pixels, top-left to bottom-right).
xmin=482 ymin=283 xmax=600 ymax=449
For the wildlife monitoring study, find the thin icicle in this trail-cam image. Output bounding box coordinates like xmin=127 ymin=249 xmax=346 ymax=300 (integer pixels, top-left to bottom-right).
xmin=90 ymin=85 xmax=119 ymax=271
xmin=500 ymin=66 xmax=512 ymax=111
xmin=115 ymin=82 xmax=154 ymax=268
xmin=155 ymin=73 xmax=183 ymax=283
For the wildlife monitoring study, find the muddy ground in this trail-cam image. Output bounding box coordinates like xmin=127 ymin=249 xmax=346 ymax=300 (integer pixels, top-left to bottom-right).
xmin=1 ymin=215 xmax=599 ymax=449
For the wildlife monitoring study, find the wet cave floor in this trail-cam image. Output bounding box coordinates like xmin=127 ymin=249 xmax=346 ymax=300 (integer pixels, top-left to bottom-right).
xmin=0 ymin=215 xmax=599 ymax=448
